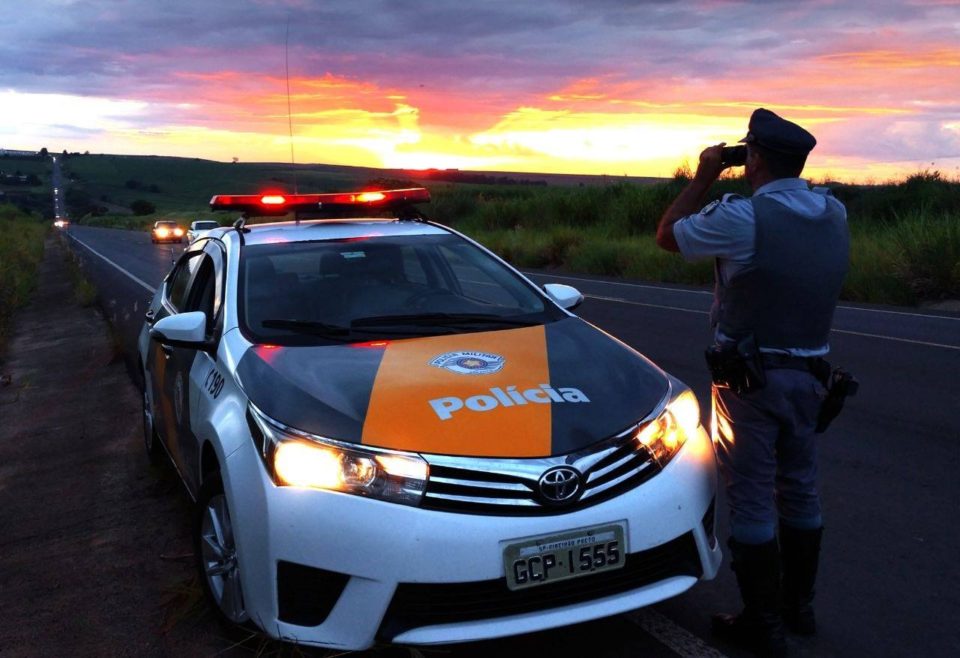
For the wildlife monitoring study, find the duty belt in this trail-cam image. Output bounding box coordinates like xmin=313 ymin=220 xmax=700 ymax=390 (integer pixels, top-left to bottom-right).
xmin=759 ymin=353 xmax=825 ymax=373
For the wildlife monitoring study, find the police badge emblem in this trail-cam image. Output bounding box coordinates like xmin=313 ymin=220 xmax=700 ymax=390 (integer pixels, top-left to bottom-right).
xmin=429 ymin=351 xmax=506 ymax=375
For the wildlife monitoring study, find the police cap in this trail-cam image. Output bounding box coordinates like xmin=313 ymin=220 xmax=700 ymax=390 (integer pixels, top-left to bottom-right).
xmin=738 ymin=108 xmax=816 ymax=155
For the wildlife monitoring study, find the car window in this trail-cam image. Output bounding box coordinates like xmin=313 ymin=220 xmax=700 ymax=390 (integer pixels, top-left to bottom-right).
xmin=436 ymin=243 xmax=523 ymax=307
xmin=203 ymin=242 xmax=226 ymax=321
xmin=401 ymin=245 xmax=430 ymax=285
xmin=166 ymin=252 xmax=203 ymax=311
xmin=183 ymin=256 xmax=216 ymax=326
xmin=238 ymin=233 xmax=561 ymax=345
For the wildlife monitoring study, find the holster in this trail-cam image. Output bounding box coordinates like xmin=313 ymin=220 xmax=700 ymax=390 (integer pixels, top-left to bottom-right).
xmin=705 ymin=335 xmax=767 ymax=395
xmin=814 ymin=367 xmax=859 ymax=433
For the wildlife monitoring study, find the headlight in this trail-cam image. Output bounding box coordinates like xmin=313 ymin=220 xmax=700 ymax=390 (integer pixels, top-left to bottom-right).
xmin=248 ymin=404 xmax=428 ymax=506
xmin=634 ymin=388 xmax=701 ymax=467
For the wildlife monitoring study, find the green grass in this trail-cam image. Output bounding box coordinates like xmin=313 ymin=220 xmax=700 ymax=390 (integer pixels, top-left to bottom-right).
xmin=844 ymin=211 xmax=960 ymax=304
xmin=61 ymin=153 xmax=960 ymax=306
xmin=63 ymin=154 xmax=377 ymax=214
xmin=0 ymin=204 xmax=47 ymax=350
xmin=0 ymin=155 xmax=50 ymax=179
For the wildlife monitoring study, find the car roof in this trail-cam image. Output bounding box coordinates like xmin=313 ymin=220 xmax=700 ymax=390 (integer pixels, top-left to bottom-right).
xmin=227 ymin=218 xmax=450 ymax=247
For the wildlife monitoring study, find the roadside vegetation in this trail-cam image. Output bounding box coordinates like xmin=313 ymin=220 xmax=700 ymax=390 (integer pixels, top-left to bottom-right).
xmin=62 ymin=154 xmax=960 ymax=306
xmin=0 ymin=153 xmax=53 ymax=217
xmin=61 ymin=238 xmax=98 ymax=307
xmin=433 ymin=171 xmax=960 ymax=306
xmin=0 ymin=204 xmax=47 ymax=349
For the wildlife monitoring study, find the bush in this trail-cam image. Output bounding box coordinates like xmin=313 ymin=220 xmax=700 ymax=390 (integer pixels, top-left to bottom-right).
xmin=130 ymin=199 xmax=156 ymax=216
xmin=0 ymin=205 xmax=46 ymax=348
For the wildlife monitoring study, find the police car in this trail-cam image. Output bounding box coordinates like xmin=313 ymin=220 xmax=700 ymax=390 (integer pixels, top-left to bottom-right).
xmin=138 ymin=187 xmax=720 ymax=649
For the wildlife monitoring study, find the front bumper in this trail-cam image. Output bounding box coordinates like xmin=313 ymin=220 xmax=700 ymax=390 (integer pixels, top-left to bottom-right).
xmin=223 ymin=425 xmax=720 ymax=650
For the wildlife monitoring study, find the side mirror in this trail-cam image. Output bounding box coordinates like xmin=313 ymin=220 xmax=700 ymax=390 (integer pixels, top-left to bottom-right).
xmin=543 ymin=283 xmax=584 ymax=311
xmin=150 ymin=311 xmax=210 ymax=350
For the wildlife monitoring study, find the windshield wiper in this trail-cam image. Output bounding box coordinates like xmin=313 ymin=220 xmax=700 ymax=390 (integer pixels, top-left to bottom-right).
xmin=351 ymin=313 xmax=538 ymax=328
xmin=261 ymin=319 xmax=350 ymax=335
xmin=260 ymin=318 xmax=449 ymax=339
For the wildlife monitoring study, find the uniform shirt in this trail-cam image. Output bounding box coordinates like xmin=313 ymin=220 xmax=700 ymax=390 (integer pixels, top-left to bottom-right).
xmin=672 ymin=178 xmax=846 ymax=356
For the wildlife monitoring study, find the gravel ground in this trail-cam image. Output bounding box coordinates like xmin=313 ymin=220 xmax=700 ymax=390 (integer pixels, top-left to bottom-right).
xmin=0 ymin=239 xmax=234 ymax=657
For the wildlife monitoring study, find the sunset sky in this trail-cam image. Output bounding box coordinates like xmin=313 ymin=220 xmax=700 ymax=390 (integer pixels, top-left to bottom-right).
xmin=2 ymin=0 xmax=959 ymax=181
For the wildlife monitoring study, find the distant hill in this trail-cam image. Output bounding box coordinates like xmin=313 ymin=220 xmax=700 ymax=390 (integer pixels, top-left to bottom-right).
xmin=57 ymin=152 xmax=665 ymax=220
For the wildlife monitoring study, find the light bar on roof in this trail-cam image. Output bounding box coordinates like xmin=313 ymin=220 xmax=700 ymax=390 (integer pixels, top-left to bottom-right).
xmin=209 ymin=187 xmax=430 ymax=215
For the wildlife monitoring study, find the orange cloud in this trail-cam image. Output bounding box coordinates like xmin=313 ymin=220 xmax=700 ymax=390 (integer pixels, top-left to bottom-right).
xmin=817 ymin=48 xmax=960 ymax=69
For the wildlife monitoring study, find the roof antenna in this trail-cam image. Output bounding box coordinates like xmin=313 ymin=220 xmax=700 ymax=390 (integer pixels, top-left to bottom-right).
xmin=285 ymin=18 xmax=299 ymax=223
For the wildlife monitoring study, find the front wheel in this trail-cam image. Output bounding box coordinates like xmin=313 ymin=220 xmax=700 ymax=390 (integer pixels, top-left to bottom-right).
xmin=195 ymin=473 xmax=249 ymax=625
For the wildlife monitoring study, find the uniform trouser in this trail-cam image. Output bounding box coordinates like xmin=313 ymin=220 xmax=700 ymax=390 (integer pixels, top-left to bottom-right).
xmin=712 ymin=368 xmax=825 ymax=544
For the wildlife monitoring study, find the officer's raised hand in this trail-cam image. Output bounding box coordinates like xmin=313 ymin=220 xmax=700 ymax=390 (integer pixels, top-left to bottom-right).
xmin=694 ymin=143 xmax=726 ymax=184
xmin=656 ymin=142 xmax=726 ymax=251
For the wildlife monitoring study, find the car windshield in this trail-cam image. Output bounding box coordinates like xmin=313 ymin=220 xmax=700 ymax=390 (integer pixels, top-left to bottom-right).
xmin=194 ymin=221 xmax=219 ymax=230
xmin=239 ymin=233 xmax=563 ymax=345
xmin=156 ymin=222 xmax=177 ymax=228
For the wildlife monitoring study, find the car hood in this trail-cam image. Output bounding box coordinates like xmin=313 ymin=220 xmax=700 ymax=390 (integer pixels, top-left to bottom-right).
xmin=235 ymin=317 xmax=670 ymax=458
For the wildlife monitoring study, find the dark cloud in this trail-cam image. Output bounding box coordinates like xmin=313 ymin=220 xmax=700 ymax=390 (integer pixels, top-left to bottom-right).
xmin=2 ymin=0 xmax=957 ymax=177
xmin=3 ymin=0 xmax=952 ymax=98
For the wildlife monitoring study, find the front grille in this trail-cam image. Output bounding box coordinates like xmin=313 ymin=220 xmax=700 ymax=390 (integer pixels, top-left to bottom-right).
xmin=378 ymin=532 xmax=702 ymax=640
xmin=421 ymin=417 xmax=665 ymax=516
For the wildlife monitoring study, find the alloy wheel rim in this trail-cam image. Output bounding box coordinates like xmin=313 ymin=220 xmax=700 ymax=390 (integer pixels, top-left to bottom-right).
xmin=200 ymin=494 xmax=247 ymax=623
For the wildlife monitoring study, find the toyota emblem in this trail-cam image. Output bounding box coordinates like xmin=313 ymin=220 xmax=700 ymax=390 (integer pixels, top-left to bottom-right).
xmin=538 ymin=466 xmax=582 ymax=505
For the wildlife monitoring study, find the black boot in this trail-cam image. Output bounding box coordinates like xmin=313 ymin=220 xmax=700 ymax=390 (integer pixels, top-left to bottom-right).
xmin=780 ymin=524 xmax=822 ymax=636
xmin=712 ymin=538 xmax=787 ymax=657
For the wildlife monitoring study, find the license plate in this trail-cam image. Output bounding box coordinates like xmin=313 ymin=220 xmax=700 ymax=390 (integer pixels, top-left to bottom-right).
xmin=503 ymin=523 xmax=626 ymax=591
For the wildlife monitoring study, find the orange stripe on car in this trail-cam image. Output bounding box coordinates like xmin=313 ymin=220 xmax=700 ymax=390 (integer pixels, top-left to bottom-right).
xmin=361 ymin=326 xmax=552 ymax=457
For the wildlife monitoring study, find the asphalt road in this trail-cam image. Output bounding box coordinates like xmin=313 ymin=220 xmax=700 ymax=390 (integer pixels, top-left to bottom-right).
xmin=65 ymin=223 xmax=960 ymax=658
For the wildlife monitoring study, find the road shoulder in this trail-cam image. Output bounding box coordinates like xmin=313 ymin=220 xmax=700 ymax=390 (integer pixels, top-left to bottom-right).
xmin=0 ymin=237 xmax=226 ymax=656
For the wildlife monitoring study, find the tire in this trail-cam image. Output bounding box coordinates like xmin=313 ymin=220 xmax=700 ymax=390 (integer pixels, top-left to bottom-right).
xmin=195 ymin=473 xmax=250 ymax=626
xmin=142 ymin=375 xmax=164 ymax=466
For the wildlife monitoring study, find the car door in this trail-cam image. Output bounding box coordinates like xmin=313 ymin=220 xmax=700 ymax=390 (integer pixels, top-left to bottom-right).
xmin=148 ymin=246 xmax=208 ymax=489
xmin=176 ymin=241 xmax=226 ymax=494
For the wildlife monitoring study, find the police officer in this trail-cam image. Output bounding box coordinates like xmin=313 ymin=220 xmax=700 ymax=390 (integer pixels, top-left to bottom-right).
xmin=655 ymin=108 xmax=849 ymax=656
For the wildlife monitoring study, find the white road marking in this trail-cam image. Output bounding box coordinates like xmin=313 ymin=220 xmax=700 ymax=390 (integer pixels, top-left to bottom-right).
xmin=586 ymin=294 xmax=709 ymax=316
xmin=536 ymin=272 xmax=960 ymax=321
xmin=627 ymin=609 xmax=730 ymax=658
xmin=831 ymin=328 xmax=960 ymax=351
xmin=833 ymin=305 xmax=960 ymax=322
xmin=530 ymin=272 xmax=714 ymax=296
xmin=66 ymin=233 xmax=157 ymax=294
xmin=586 ymin=295 xmax=960 ymax=351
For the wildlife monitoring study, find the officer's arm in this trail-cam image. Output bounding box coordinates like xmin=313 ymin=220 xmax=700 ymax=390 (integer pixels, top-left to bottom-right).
xmin=656 ymin=144 xmax=726 ymax=252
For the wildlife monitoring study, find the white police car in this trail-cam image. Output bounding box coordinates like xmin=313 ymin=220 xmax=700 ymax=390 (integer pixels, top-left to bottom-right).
xmin=138 ymin=188 xmax=720 ymax=649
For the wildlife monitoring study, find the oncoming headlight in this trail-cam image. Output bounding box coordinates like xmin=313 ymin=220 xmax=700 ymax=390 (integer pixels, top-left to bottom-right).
xmin=635 ymin=389 xmax=701 ymax=467
xmin=247 ymin=404 xmax=428 ymax=506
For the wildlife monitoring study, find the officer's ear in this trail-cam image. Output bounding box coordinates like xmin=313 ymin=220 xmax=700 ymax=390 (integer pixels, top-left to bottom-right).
xmin=745 ymin=146 xmax=766 ymax=175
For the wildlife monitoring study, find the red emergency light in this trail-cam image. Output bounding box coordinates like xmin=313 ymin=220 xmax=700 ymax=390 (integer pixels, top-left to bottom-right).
xmin=209 ymin=188 xmax=430 ymax=216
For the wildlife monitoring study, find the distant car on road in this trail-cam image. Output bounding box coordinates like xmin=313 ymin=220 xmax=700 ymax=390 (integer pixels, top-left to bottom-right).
xmin=186 ymin=220 xmax=220 ymax=243
xmin=151 ymin=220 xmax=184 ymax=244
xmin=53 ymin=218 xmax=69 ymax=229
xmin=138 ymin=188 xmax=720 ymax=650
